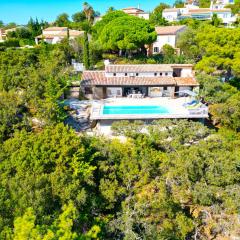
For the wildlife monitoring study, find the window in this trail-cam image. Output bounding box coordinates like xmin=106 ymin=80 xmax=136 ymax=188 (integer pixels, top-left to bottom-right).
xmin=160 ymin=72 xmax=162 ymax=76
xmin=154 ymin=72 xmax=157 ymax=76
xmin=154 ymin=47 xmax=159 ymax=53
xmin=165 ymin=72 xmax=168 ymax=76
xmin=136 ymin=73 xmax=139 ymax=76
xmin=84 ymin=87 xmax=93 ymax=94
xmin=113 ymin=73 xmax=116 ymax=76
xmin=167 ymin=36 xmax=171 ymax=43
xmin=163 ymin=86 xmax=168 ymax=91
xmin=125 ymin=73 xmax=128 ymax=76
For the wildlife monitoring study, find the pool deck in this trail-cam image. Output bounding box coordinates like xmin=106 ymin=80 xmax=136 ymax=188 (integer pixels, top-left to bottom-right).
xmin=90 ymin=97 xmax=208 ymax=120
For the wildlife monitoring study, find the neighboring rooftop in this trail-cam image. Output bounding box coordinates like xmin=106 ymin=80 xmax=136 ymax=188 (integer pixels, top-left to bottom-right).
xmin=122 ymin=7 xmax=144 ymax=12
xmin=43 ymin=27 xmax=68 ymax=31
xmin=155 ymin=25 xmax=186 ymax=35
xmin=122 ymin=7 xmax=146 ymax=13
xmin=105 ymin=64 xmax=193 ymax=73
xmin=163 ymin=8 xmax=180 ymax=12
xmin=36 ymin=27 xmax=84 ymax=39
xmin=81 ymin=71 xmax=199 ymax=87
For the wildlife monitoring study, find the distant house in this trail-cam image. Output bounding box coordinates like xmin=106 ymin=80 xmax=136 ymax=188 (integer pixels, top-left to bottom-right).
xmin=81 ymin=64 xmax=198 ymax=99
xmin=94 ymin=6 xmax=150 ymax=24
xmin=35 ymin=27 xmax=84 ymax=44
xmin=0 ymin=27 xmax=24 ymax=41
xmin=0 ymin=29 xmax=6 ymax=42
xmin=122 ymin=7 xmax=150 ymax=20
xmin=152 ymin=25 xmax=187 ymax=54
xmin=162 ymin=5 xmax=236 ymax=25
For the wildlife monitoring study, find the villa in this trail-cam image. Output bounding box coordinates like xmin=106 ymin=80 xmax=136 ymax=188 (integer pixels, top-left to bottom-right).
xmin=35 ymin=27 xmax=84 ymax=44
xmin=94 ymin=6 xmax=150 ymax=23
xmin=152 ymin=25 xmax=186 ymax=54
xmin=122 ymin=7 xmax=150 ymax=20
xmin=0 ymin=29 xmax=6 ymax=42
xmin=80 ymin=64 xmax=208 ymax=121
xmin=81 ymin=64 xmax=198 ymax=99
xmin=162 ymin=4 xmax=236 ymax=25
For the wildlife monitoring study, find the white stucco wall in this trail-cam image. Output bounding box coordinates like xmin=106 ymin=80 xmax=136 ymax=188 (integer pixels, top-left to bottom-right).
xmin=105 ymin=71 xmax=173 ymax=77
xmin=153 ymin=35 xmax=176 ymax=53
xmin=43 ymin=30 xmax=67 ymax=35
xmin=181 ymin=68 xmax=193 ymax=77
xmin=137 ymin=13 xmax=150 ymax=20
xmin=162 ymin=11 xmax=179 ymax=22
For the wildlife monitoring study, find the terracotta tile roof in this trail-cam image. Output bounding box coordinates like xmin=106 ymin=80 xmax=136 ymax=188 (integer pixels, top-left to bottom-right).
xmin=43 ymin=27 xmax=68 ymax=31
xmin=155 ymin=25 xmax=186 ymax=35
xmin=81 ymin=71 xmax=199 ymax=86
xmin=105 ymin=64 xmax=193 ymax=72
xmin=163 ymin=8 xmax=180 ymax=12
xmin=106 ymin=64 xmax=173 ymax=73
xmin=36 ymin=30 xmax=84 ymax=39
xmin=175 ymin=77 xmax=199 ymax=86
xmin=171 ymin=64 xmax=194 ymax=68
xmin=122 ymin=7 xmax=145 ymax=13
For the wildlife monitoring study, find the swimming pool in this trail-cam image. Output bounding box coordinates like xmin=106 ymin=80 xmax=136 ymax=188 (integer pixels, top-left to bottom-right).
xmin=103 ymin=105 xmax=169 ymax=115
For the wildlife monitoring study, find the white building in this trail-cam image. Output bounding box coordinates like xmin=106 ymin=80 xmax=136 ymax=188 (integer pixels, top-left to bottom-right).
xmin=81 ymin=64 xmax=198 ymax=99
xmin=0 ymin=29 xmax=6 ymax=42
xmin=35 ymin=27 xmax=84 ymax=44
xmin=94 ymin=7 xmax=150 ymax=24
xmin=152 ymin=25 xmax=187 ymax=54
xmin=162 ymin=6 xmax=236 ymax=25
xmin=122 ymin=7 xmax=150 ymax=20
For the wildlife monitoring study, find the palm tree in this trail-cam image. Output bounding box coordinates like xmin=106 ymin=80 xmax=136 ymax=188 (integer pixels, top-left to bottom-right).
xmin=83 ymin=2 xmax=94 ymax=23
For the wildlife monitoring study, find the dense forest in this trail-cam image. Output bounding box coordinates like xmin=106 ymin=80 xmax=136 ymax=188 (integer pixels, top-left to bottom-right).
xmin=0 ymin=2 xmax=240 ymax=239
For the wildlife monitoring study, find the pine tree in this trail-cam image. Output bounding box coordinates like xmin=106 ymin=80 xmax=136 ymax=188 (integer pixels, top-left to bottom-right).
xmin=83 ymin=32 xmax=90 ymax=70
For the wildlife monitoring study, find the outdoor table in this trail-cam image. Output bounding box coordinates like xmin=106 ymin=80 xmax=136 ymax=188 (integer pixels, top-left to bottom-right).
xmin=129 ymin=93 xmax=142 ymax=98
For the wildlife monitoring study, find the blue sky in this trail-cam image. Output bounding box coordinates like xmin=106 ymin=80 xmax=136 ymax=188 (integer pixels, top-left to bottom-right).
xmin=0 ymin=0 xmax=174 ymax=24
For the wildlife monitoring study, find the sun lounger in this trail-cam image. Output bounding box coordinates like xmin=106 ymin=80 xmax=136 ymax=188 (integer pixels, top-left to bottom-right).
xmin=183 ymin=100 xmax=197 ymax=107
xmin=186 ymin=102 xmax=202 ymax=109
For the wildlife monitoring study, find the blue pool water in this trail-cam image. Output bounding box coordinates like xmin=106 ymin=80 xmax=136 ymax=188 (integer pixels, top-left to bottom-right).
xmin=103 ymin=105 xmax=169 ymax=115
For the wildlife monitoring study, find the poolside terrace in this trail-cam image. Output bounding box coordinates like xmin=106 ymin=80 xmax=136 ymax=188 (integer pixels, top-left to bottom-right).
xmin=90 ymin=97 xmax=208 ymax=120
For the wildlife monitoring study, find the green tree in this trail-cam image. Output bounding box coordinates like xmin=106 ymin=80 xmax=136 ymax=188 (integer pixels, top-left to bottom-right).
xmin=55 ymin=13 xmax=70 ymax=27
xmin=177 ymin=24 xmax=240 ymax=78
xmin=0 ymin=124 xmax=96 ymax=234
xmin=96 ymin=14 xmax=157 ymax=56
xmin=210 ymin=93 xmax=240 ymax=130
xmin=72 ymin=11 xmax=86 ymax=23
xmin=83 ymin=2 xmax=95 ymax=24
xmin=27 ymin=17 xmax=42 ymax=38
xmin=107 ymin=6 xmax=116 ymax=13
xmin=199 ymin=0 xmax=211 ymax=7
xmin=149 ymin=3 xmax=170 ymax=26
xmin=174 ymin=0 xmax=185 ymax=7
xmin=211 ymin=13 xmax=222 ymax=27
xmin=226 ymin=1 xmax=240 ymax=14
xmin=92 ymin=10 xmax=128 ymax=38
xmin=162 ymin=44 xmax=175 ymax=57
xmin=83 ymin=32 xmax=90 ymax=69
